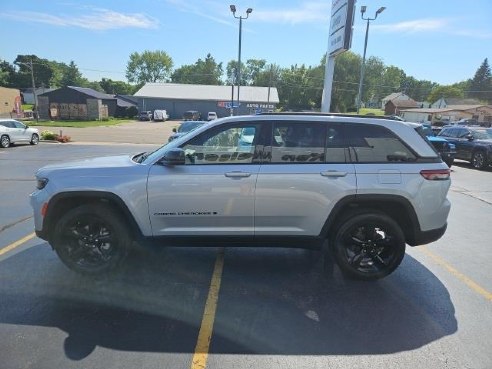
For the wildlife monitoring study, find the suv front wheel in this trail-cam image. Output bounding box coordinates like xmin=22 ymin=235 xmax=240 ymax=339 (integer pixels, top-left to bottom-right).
xmin=52 ymin=204 xmax=131 ymax=275
xmin=471 ymin=150 xmax=488 ymax=170
xmin=331 ymin=212 xmax=406 ymax=280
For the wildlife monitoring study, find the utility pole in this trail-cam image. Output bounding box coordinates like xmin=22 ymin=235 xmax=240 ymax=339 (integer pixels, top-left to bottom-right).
xmin=29 ymin=58 xmax=39 ymax=122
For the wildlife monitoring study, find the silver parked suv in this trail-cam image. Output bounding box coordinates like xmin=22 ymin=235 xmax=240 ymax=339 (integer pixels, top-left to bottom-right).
xmin=31 ymin=113 xmax=451 ymax=280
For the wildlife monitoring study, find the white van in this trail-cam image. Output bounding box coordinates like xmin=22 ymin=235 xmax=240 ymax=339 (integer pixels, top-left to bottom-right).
xmin=153 ymin=110 xmax=169 ymax=122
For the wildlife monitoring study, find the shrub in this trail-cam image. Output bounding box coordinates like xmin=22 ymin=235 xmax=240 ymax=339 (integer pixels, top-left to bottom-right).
xmin=40 ymin=130 xmax=57 ymax=140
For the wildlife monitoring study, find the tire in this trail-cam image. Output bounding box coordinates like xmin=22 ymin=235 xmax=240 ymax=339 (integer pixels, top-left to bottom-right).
xmin=444 ymin=158 xmax=454 ymax=167
xmin=30 ymin=133 xmax=39 ymax=145
xmin=1 ymin=135 xmax=10 ymax=148
xmin=471 ymin=150 xmax=488 ymax=170
xmin=52 ymin=204 xmax=131 ymax=275
xmin=331 ymin=212 xmax=406 ymax=281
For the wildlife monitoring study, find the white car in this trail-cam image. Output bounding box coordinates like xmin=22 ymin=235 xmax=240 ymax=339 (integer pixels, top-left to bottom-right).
xmin=0 ymin=119 xmax=39 ymax=148
xmin=207 ymin=112 xmax=218 ymax=121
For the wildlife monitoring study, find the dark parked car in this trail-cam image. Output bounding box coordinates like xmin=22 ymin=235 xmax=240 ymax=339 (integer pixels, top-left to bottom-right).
xmin=438 ymin=126 xmax=492 ymax=169
xmin=183 ymin=110 xmax=201 ymax=121
xmin=139 ymin=111 xmax=153 ymax=121
xmin=421 ymin=124 xmax=456 ymax=167
xmin=168 ymin=121 xmax=205 ymax=142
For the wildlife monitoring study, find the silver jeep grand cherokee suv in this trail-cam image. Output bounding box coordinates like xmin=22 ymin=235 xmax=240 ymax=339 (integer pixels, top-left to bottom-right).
xmin=31 ymin=113 xmax=451 ymax=280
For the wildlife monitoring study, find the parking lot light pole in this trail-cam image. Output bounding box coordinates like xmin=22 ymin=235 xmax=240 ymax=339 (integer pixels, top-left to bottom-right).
xmin=356 ymin=5 xmax=385 ymax=114
xmin=230 ymin=5 xmax=252 ymax=115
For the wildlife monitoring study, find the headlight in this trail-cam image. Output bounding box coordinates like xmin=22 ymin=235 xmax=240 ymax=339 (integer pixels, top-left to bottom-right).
xmin=36 ymin=178 xmax=49 ymax=190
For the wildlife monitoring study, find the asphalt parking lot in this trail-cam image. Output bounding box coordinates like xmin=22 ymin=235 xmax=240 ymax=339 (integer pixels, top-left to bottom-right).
xmin=1 ymin=134 xmax=491 ymax=369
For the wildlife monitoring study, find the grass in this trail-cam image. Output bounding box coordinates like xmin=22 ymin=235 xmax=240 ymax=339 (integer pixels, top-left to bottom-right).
xmin=352 ymin=108 xmax=385 ymax=116
xmin=22 ymin=104 xmax=34 ymax=111
xmin=28 ymin=118 xmax=134 ymax=128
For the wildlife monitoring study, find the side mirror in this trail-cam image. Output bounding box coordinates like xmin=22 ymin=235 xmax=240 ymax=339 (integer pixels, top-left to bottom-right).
xmin=172 ymin=128 xmax=177 ymax=133
xmin=466 ymin=134 xmax=474 ymax=141
xmin=25 ymin=125 xmax=29 ymax=129
xmin=158 ymin=148 xmax=185 ymax=165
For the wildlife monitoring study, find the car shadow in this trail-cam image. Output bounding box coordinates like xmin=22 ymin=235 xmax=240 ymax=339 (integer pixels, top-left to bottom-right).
xmin=0 ymin=242 xmax=457 ymax=361
xmin=452 ymin=159 xmax=492 ymax=172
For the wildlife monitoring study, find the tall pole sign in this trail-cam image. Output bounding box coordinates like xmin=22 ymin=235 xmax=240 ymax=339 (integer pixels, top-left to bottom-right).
xmin=321 ymin=0 xmax=355 ymax=112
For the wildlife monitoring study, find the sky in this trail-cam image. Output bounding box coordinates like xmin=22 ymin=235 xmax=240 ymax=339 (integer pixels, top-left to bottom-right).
xmin=1 ymin=0 xmax=491 ymax=86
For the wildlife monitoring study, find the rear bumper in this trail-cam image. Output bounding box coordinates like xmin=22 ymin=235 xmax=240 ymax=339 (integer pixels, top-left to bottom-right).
xmin=407 ymin=223 xmax=447 ymax=246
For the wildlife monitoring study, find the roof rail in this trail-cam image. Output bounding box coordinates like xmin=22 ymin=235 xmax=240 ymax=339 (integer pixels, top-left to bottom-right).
xmin=258 ymin=112 xmax=400 ymax=120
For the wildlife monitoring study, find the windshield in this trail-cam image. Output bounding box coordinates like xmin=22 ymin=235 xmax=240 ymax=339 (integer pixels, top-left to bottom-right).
xmin=471 ymin=129 xmax=492 ymax=139
xmin=178 ymin=121 xmax=203 ymax=133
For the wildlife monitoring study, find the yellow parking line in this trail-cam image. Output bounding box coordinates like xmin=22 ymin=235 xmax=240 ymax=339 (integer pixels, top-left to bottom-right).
xmin=190 ymin=249 xmax=225 ymax=369
xmin=420 ymin=246 xmax=492 ymax=301
xmin=0 ymin=233 xmax=36 ymax=257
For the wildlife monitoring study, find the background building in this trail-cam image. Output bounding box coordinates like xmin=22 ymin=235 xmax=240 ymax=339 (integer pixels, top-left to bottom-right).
xmin=38 ymin=86 xmax=136 ymax=120
xmin=0 ymin=86 xmax=21 ymax=117
xmin=133 ymin=83 xmax=279 ymax=119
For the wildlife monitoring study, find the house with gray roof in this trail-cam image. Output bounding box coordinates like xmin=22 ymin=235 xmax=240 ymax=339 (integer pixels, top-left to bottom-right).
xmin=133 ymin=83 xmax=279 ymax=118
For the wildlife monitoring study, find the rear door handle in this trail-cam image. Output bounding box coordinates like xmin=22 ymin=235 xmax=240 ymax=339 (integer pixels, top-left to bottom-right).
xmin=320 ymin=171 xmax=347 ymax=177
xmin=225 ymin=171 xmax=251 ymax=178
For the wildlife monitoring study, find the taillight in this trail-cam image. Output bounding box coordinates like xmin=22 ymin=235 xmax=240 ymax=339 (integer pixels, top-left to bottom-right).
xmin=420 ymin=169 xmax=450 ymax=180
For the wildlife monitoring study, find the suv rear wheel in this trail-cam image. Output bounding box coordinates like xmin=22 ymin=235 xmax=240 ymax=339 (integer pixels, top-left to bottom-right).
xmin=331 ymin=212 xmax=406 ymax=280
xmin=53 ymin=204 xmax=131 ymax=275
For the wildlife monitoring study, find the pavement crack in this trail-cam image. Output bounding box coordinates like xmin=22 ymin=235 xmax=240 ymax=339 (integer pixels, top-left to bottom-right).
xmin=0 ymin=215 xmax=33 ymax=233
xmin=453 ymin=190 xmax=492 ymax=206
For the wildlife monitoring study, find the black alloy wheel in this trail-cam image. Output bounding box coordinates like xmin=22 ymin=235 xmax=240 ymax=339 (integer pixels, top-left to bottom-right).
xmin=53 ymin=204 xmax=130 ymax=275
xmin=332 ymin=213 xmax=406 ymax=280
xmin=471 ymin=150 xmax=488 ymax=170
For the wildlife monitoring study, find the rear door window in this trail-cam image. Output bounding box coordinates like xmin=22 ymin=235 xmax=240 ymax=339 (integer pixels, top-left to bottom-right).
xmin=270 ymin=121 xmax=326 ymax=163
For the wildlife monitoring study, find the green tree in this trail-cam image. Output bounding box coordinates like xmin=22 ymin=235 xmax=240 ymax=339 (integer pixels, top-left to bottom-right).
xmin=0 ymin=59 xmax=15 ymax=86
xmin=171 ymin=54 xmax=223 ymax=85
xmin=251 ymin=63 xmax=282 ymax=87
xmin=362 ymin=56 xmax=385 ymax=105
xmin=60 ymin=61 xmax=84 ymax=87
xmin=277 ymin=64 xmax=323 ymax=110
xmin=99 ymin=78 xmax=137 ymax=95
xmin=469 ymin=58 xmax=491 ymax=102
xmin=126 ymin=50 xmax=173 ymax=84
xmin=225 ymin=60 xmax=247 ymax=85
xmin=427 ymin=85 xmax=464 ymax=103
xmin=331 ymin=51 xmax=361 ymax=112
xmin=12 ymin=55 xmax=54 ymax=88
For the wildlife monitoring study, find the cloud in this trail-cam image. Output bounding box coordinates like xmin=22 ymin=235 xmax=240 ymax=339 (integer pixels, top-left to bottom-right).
xmin=164 ymin=0 xmax=233 ymax=27
xmin=371 ymin=18 xmax=492 ymax=40
xmin=372 ymin=18 xmax=449 ymax=33
xmin=253 ymin=2 xmax=331 ymax=24
xmin=164 ymin=0 xmax=330 ymax=26
xmin=0 ymin=8 xmax=159 ymax=30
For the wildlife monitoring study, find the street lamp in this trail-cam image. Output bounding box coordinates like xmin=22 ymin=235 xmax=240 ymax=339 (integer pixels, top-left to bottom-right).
xmin=356 ymin=5 xmax=385 ymax=114
xmin=230 ymin=5 xmax=252 ymax=115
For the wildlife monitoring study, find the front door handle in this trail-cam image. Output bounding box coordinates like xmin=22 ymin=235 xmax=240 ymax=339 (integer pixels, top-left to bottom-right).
xmin=320 ymin=171 xmax=347 ymax=177
xmin=225 ymin=171 xmax=251 ymax=178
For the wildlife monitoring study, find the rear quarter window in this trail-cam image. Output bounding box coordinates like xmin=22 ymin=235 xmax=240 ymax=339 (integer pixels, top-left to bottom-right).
xmin=346 ymin=124 xmax=417 ymax=163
